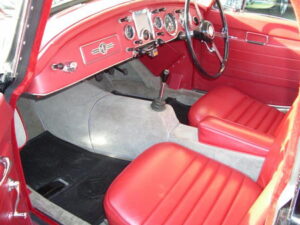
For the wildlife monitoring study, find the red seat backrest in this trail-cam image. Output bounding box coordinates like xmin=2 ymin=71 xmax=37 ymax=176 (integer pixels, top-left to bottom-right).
xmin=240 ymin=88 xmax=300 ymax=225
xmin=258 ymin=99 xmax=298 ymax=187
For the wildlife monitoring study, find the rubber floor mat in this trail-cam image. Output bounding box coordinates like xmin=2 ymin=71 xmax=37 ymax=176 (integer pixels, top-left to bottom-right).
xmin=21 ymin=132 xmax=129 ymax=225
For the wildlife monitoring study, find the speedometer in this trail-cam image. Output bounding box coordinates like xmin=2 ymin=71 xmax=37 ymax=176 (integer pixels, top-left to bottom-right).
xmin=164 ymin=13 xmax=177 ymax=35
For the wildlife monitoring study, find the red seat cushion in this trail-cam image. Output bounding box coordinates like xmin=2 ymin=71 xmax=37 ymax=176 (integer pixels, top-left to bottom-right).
xmin=188 ymin=86 xmax=285 ymax=155
xmin=104 ymin=143 xmax=262 ymax=225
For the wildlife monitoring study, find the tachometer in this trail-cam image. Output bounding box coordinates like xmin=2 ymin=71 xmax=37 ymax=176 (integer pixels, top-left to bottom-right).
xmin=124 ymin=25 xmax=135 ymax=40
xmin=153 ymin=16 xmax=163 ymax=29
xmin=164 ymin=13 xmax=177 ymax=35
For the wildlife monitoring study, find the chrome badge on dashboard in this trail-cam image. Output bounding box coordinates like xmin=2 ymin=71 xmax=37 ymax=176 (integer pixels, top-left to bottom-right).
xmin=80 ymin=34 xmax=121 ymax=64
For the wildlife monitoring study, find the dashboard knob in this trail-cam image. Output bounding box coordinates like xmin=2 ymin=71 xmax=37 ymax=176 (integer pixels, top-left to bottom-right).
xmin=175 ymin=9 xmax=183 ymax=13
xmin=63 ymin=62 xmax=78 ymax=72
xmin=119 ymin=16 xmax=131 ymax=23
xmin=134 ymin=40 xmax=143 ymax=45
xmin=142 ymin=29 xmax=150 ymax=41
xmin=51 ymin=63 xmax=64 ymax=70
xmin=51 ymin=62 xmax=77 ymax=72
xmin=152 ymin=9 xmax=159 ymax=14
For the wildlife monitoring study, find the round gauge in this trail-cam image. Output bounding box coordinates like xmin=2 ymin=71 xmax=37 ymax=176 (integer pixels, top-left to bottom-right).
xmin=153 ymin=16 xmax=163 ymax=29
xmin=164 ymin=13 xmax=177 ymax=35
xmin=142 ymin=29 xmax=150 ymax=40
xmin=193 ymin=16 xmax=200 ymax=25
xmin=124 ymin=25 xmax=135 ymax=40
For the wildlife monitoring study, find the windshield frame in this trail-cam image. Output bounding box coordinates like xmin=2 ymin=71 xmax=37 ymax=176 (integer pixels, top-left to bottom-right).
xmin=51 ymin=0 xmax=90 ymax=15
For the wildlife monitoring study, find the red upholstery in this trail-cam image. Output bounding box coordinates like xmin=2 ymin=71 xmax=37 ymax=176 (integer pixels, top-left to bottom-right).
xmin=104 ymin=143 xmax=262 ymax=225
xmin=104 ymin=92 xmax=300 ymax=225
xmin=198 ymin=117 xmax=274 ymax=156
xmin=188 ymin=86 xmax=285 ymax=156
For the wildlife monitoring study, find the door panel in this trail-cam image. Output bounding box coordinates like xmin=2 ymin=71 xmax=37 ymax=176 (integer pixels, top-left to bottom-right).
xmin=193 ymin=10 xmax=300 ymax=105
xmin=141 ymin=9 xmax=300 ymax=106
xmin=0 ymin=94 xmax=30 ymax=225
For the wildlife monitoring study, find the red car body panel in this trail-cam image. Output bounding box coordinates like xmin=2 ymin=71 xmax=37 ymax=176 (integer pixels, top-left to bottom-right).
xmin=0 ymin=0 xmax=298 ymax=224
xmin=0 ymin=94 xmax=31 ymax=225
xmin=0 ymin=0 xmax=54 ymax=224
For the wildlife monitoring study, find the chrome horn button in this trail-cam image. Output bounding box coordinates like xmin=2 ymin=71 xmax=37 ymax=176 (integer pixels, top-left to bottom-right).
xmin=200 ymin=20 xmax=215 ymax=41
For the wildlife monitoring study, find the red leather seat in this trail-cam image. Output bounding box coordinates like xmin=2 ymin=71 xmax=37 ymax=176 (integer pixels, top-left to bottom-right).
xmin=104 ymin=143 xmax=262 ymax=225
xmin=104 ymin=94 xmax=299 ymax=225
xmin=188 ymin=86 xmax=285 ymax=156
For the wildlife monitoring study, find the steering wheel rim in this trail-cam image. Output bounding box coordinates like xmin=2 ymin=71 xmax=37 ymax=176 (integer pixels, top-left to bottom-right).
xmin=184 ymin=0 xmax=229 ymax=79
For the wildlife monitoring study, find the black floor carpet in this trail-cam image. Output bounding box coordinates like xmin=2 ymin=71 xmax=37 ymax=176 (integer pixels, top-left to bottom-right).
xmin=21 ymin=132 xmax=129 ymax=225
xmin=166 ymin=98 xmax=191 ymax=125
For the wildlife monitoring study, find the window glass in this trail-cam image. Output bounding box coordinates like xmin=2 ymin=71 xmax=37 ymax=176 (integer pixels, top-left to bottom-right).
xmin=244 ymin=0 xmax=296 ymax=20
xmin=219 ymin=0 xmax=296 ymax=21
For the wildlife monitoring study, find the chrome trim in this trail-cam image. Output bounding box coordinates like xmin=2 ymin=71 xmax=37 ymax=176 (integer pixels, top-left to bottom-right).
xmin=8 ymin=179 xmax=27 ymax=219
xmin=132 ymin=9 xmax=155 ymax=41
xmin=124 ymin=24 xmax=136 ymax=40
xmin=79 ymin=34 xmax=120 ymax=65
xmin=246 ymin=32 xmax=269 ymax=45
xmin=153 ymin=16 xmax=163 ymax=30
xmin=164 ymin=13 xmax=178 ymax=36
xmin=269 ymin=104 xmax=290 ymax=113
xmin=0 ymin=157 xmax=11 ymax=186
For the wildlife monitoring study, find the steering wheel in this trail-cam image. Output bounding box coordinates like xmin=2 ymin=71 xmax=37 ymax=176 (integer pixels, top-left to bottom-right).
xmin=184 ymin=0 xmax=229 ymax=79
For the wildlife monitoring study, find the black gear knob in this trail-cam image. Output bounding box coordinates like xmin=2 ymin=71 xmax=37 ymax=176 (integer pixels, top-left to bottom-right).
xmin=161 ymin=69 xmax=170 ymax=83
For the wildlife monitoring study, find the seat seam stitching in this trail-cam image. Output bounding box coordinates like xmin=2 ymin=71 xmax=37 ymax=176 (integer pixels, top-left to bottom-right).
xmin=236 ymin=182 xmax=261 ymax=225
xmin=224 ymin=96 xmax=248 ymax=120
xmin=202 ymin=168 xmax=235 ymax=225
xmin=255 ymin=106 xmax=273 ymax=131
xmin=234 ymin=99 xmax=256 ymax=124
xmin=141 ymin=155 xmax=198 ymax=225
xmin=267 ymin=112 xmax=284 ymax=135
xmin=181 ymin=163 xmax=223 ymax=224
xmin=243 ymin=102 xmax=264 ymax=126
xmin=161 ymin=157 xmax=211 ymax=225
xmin=201 ymin=124 xmax=270 ymax=154
xmin=261 ymin=109 xmax=279 ymax=134
xmin=220 ymin=175 xmax=246 ymax=225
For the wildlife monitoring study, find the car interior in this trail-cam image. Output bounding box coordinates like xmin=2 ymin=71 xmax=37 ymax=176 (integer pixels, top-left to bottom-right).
xmin=12 ymin=0 xmax=300 ymax=224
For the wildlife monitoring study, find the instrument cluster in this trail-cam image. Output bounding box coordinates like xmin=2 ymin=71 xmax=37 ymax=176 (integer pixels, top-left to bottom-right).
xmin=28 ymin=2 xmax=202 ymax=95
xmin=120 ymin=7 xmax=200 ymax=48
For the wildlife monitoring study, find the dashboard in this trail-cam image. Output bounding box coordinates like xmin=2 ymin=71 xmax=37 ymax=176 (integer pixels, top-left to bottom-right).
xmin=27 ymin=0 xmax=201 ymax=95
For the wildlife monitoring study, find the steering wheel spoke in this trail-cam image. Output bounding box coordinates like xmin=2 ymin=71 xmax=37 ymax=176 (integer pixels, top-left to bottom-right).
xmin=215 ymin=31 xmax=227 ymax=38
xmin=184 ymin=0 xmax=229 ymax=78
xmin=212 ymin=42 xmax=223 ymax=63
xmin=203 ymin=41 xmax=223 ymax=63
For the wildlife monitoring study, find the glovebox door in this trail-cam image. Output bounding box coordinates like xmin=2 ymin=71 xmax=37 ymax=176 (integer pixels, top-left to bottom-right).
xmin=0 ymin=94 xmax=30 ymax=225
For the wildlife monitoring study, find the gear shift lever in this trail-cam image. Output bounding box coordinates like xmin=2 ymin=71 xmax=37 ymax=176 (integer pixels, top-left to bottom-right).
xmin=151 ymin=69 xmax=170 ymax=111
